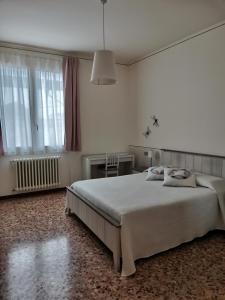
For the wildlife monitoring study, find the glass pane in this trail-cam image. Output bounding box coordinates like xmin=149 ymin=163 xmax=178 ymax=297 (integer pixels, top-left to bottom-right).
xmin=34 ymin=70 xmax=64 ymax=151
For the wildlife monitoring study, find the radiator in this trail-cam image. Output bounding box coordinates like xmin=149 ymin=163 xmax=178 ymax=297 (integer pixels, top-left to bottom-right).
xmin=11 ymin=156 xmax=61 ymax=192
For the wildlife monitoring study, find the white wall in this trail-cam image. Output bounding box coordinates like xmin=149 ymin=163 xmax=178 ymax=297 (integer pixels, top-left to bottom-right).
xmin=2 ymin=24 xmax=225 ymax=196
xmin=80 ymin=60 xmax=135 ymax=154
xmin=129 ymin=25 xmax=225 ymax=156
xmin=0 ymin=60 xmax=136 ymax=196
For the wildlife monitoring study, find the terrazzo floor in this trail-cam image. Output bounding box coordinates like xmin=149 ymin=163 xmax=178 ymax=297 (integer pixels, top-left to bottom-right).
xmin=0 ymin=190 xmax=225 ymax=300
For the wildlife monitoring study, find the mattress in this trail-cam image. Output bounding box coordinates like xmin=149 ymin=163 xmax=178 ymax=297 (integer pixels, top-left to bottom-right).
xmin=71 ymin=173 xmax=218 ymax=223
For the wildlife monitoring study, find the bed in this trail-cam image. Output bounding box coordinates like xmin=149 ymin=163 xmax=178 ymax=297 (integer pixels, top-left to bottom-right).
xmin=65 ymin=149 xmax=225 ymax=276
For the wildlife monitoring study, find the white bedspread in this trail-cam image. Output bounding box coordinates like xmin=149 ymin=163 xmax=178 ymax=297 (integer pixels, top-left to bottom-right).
xmin=71 ymin=173 xmax=225 ymax=276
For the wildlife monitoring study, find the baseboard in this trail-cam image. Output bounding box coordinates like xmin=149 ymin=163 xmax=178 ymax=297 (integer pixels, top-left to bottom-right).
xmin=0 ymin=187 xmax=66 ymax=200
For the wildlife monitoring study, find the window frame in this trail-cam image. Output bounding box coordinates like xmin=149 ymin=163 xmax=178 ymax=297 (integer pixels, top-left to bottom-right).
xmin=0 ymin=59 xmax=65 ymax=155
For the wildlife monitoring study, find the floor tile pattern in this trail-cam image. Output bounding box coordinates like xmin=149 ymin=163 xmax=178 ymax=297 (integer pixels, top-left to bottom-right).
xmin=0 ymin=191 xmax=225 ymax=299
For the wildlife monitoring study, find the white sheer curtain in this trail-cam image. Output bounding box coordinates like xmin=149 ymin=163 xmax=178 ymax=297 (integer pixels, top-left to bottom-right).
xmin=0 ymin=50 xmax=64 ymax=154
xmin=0 ymin=65 xmax=32 ymax=153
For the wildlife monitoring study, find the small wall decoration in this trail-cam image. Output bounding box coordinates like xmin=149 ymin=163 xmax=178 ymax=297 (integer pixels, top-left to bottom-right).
xmin=142 ymin=115 xmax=159 ymax=139
xmin=151 ymin=115 xmax=159 ymax=127
xmin=142 ymin=126 xmax=151 ymax=138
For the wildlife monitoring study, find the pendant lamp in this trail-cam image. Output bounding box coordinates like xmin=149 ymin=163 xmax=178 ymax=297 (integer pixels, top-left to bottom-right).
xmin=90 ymin=0 xmax=116 ymax=85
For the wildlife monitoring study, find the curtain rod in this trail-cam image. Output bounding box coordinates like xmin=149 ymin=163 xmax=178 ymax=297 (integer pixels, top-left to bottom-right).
xmin=0 ymin=43 xmax=92 ymax=61
xmin=0 ymin=43 xmax=126 ymax=66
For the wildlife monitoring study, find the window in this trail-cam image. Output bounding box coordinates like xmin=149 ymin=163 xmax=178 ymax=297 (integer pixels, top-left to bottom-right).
xmin=0 ymin=51 xmax=64 ymax=154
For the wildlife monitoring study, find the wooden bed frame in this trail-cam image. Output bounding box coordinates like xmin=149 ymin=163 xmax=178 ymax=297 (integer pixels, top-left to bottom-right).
xmin=65 ymin=148 xmax=225 ymax=272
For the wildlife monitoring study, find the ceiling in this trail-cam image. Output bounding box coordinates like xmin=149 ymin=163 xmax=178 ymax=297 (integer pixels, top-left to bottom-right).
xmin=1 ymin=0 xmax=225 ymax=64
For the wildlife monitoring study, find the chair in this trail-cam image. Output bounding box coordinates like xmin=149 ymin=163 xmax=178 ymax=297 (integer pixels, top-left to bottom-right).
xmin=103 ymin=153 xmax=120 ymax=177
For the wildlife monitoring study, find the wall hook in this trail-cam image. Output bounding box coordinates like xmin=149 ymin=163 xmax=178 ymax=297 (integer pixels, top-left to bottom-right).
xmin=142 ymin=126 xmax=151 ymax=138
xmin=151 ymin=115 xmax=159 ymax=127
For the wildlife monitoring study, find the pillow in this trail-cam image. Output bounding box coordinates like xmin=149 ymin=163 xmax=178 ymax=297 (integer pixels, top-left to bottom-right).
xmin=195 ymin=173 xmax=225 ymax=191
xmin=163 ymin=168 xmax=196 ymax=187
xmin=145 ymin=166 xmax=165 ymax=181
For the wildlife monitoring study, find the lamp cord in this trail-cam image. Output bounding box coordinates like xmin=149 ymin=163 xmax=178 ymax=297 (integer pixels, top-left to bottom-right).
xmin=102 ymin=0 xmax=106 ymax=50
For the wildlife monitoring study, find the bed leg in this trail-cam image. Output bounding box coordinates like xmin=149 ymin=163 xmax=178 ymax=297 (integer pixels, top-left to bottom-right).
xmin=113 ymin=251 xmax=121 ymax=272
xmin=65 ymin=207 xmax=71 ymax=215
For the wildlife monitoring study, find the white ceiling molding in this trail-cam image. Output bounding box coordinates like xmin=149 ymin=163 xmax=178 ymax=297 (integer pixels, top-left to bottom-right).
xmin=128 ymin=19 xmax=225 ymax=66
xmin=1 ymin=19 xmax=225 ymax=68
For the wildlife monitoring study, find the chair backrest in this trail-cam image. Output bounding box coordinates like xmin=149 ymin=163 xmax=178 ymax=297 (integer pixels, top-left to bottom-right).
xmin=105 ymin=153 xmax=120 ymax=168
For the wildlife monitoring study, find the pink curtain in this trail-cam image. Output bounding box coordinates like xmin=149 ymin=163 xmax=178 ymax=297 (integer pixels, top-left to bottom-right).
xmin=0 ymin=123 xmax=4 ymax=156
xmin=63 ymin=57 xmax=81 ymax=151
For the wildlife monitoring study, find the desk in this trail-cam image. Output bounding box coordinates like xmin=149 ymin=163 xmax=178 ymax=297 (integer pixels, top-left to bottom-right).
xmin=82 ymin=152 xmax=135 ymax=179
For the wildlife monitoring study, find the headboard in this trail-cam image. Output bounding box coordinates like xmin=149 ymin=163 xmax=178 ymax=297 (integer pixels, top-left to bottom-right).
xmin=160 ymin=149 xmax=225 ymax=178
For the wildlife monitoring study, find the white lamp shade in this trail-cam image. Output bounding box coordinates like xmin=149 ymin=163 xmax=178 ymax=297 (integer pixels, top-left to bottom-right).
xmin=90 ymin=50 xmax=116 ymax=85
